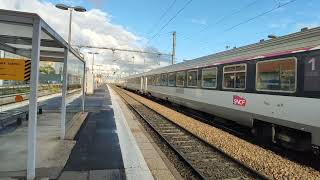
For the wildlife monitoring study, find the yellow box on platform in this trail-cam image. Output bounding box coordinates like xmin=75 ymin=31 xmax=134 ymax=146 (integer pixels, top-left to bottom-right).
xmin=0 ymin=58 xmax=31 ymax=81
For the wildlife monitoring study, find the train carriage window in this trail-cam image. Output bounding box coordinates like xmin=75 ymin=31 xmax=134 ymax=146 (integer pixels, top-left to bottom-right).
xmin=152 ymin=76 xmax=156 ymax=85
xmin=304 ymin=56 xmax=320 ymax=91
xmin=176 ymin=71 xmax=185 ymax=87
xmin=168 ymin=73 xmax=176 ymax=86
xmin=256 ymin=58 xmax=297 ymax=92
xmin=161 ymin=74 xmax=168 ymax=86
xmin=155 ymin=74 xmax=161 ymax=86
xmin=223 ymin=64 xmax=246 ymax=89
xmin=187 ymin=70 xmax=198 ymax=87
xmin=202 ymin=67 xmax=217 ymax=88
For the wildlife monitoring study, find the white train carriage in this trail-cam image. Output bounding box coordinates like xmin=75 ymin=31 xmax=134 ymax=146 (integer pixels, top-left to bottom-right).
xmin=123 ymin=27 xmax=320 ymax=153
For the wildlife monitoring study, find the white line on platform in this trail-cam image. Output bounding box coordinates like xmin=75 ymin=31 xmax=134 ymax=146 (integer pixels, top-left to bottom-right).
xmin=108 ymin=85 xmax=154 ymax=180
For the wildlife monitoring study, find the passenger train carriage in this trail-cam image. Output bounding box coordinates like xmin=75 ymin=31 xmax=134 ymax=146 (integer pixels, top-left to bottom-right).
xmin=119 ymin=27 xmax=320 ymax=153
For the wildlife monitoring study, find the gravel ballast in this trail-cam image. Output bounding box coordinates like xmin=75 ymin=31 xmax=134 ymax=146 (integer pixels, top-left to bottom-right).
xmin=121 ymin=89 xmax=320 ymax=180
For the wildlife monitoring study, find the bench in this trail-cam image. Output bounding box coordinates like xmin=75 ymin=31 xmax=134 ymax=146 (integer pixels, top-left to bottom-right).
xmin=0 ymin=111 xmax=27 ymax=128
xmin=0 ymin=102 xmax=46 ymax=130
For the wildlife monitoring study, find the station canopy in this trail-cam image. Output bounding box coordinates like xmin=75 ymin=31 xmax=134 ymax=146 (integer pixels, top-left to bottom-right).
xmin=0 ymin=9 xmax=83 ymax=62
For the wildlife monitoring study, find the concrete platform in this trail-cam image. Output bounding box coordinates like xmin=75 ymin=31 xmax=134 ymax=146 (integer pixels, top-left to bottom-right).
xmin=0 ymin=112 xmax=86 ymax=179
xmin=58 ymin=86 xmax=180 ymax=180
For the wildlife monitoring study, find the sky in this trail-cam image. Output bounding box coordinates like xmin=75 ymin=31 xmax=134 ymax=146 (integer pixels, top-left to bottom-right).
xmin=1 ymin=0 xmax=320 ymax=75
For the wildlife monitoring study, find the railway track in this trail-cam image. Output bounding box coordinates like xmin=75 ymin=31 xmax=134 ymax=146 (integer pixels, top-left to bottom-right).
xmin=145 ymin=94 xmax=320 ymax=171
xmin=112 ymin=86 xmax=265 ymax=180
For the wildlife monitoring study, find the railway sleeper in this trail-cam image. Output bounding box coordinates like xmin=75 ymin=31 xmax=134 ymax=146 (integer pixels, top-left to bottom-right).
xmin=170 ymin=136 xmax=190 ymax=139
xmin=158 ymin=129 xmax=181 ymax=133
xmin=162 ymin=132 xmax=185 ymax=136
xmin=186 ymin=151 xmax=214 ymax=156
xmin=173 ymin=143 xmax=196 ymax=148
xmin=156 ymin=126 xmax=178 ymax=130
xmin=171 ymin=140 xmax=192 ymax=144
xmin=189 ymin=158 xmax=218 ymax=163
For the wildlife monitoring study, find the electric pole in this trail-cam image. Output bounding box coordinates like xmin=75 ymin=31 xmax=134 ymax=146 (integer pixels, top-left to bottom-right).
xmin=172 ymin=31 xmax=176 ymax=65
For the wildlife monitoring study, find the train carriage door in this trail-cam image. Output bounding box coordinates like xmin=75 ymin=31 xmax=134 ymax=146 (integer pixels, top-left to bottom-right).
xmin=140 ymin=76 xmax=143 ymax=92
xmin=304 ymin=55 xmax=320 ymax=92
xmin=144 ymin=76 xmax=148 ymax=92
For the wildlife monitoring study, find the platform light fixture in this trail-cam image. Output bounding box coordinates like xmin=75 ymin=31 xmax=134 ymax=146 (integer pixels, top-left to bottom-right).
xmin=55 ymin=3 xmax=87 ymax=47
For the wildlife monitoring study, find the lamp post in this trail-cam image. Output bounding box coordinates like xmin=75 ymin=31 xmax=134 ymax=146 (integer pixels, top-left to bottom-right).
xmin=55 ymin=3 xmax=87 ymax=47
xmin=88 ymin=52 xmax=99 ymax=88
xmin=88 ymin=52 xmax=99 ymax=73
xmin=56 ymin=4 xmax=86 ymax=147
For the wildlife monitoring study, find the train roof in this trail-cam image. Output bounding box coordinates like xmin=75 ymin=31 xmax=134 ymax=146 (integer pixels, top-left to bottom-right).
xmin=126 ymin=26 xmax=320 ymax=79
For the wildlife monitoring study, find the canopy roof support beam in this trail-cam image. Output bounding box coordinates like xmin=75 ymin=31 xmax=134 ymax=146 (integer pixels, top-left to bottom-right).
xmin=0 ymin=35 xmax=63 ymax=48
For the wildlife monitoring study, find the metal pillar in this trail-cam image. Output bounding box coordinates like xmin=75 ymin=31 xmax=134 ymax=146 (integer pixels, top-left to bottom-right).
xmin=82 ymin=62 xmax=86 ymax=112
xmin=27 ymin=19 xmax=41 ymax=180
xmin=60 ymin=48 xmax=69 ymax=139
xmin=68 ymin=9 xmax=73 ymax=46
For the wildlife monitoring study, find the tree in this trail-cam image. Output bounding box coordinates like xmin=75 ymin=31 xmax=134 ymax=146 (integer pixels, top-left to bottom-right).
xmin=40 ymin=65 xmax=55 ymax=74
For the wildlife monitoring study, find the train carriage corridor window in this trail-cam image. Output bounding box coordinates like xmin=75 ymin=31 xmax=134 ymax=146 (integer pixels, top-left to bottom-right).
xmin=223 ymin=64 xmax=246 ymax=89
xmin=148 ymin=76 xmax=154 ymax=86
xmin=168 ymin=73 xmax=176 ymax=86
xmin=187 ymin=70 xmax=198 ymax=87
xmin=176 ymin=71 xmax=185 ymax=87
xmin=202 ymin=67 xmax=217 ymax=88
xmin=256 ymin=58 xmax=296 ymax=92
xmin=161 ymin=74 xmax=168 ymax=86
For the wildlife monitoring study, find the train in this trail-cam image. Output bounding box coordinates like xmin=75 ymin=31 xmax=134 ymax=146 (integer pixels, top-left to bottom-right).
xmin=117 ymin=27 xmax=320 ymax=154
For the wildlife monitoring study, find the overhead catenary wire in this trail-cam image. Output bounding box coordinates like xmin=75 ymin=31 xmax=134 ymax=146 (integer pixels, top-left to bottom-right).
xmin=181 ymin=0 xmax=260 ymax=41
xmin=75 ymin=45 xmax=171 ymax=56
xmin=194 ymin=0 xmax=298 ymax=48
xmin=148 ymin=0 xmax=193 ymax=43
xmin=146 ymin=0 xmax=177 ymax=35
xmin=224 ymin=0 xmax=297 ymax=32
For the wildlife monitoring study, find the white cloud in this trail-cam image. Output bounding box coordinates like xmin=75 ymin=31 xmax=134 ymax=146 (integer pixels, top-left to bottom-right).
xmin=269 ymin=23 xmax=288 ymax=29
xmin=268 ymin=18 xmax=294 ymax=29
xmin=295 ymin=22 xmax=320 ymax=30
xmin=0 ymin=0 xmax=170 ymax=77
xmin=190 ymin=18 xmax=207 ymax=25
xmin=86 ymin=0 xmax=107 ymax=8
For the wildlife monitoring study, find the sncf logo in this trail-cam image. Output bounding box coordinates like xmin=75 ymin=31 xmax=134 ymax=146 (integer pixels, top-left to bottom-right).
xmin=233 ymin=95 xmax=247 ymax=106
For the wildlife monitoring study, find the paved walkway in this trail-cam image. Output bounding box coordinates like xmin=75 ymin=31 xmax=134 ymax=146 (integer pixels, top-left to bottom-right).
xmin=59 ymin=88 xmax=153 ymax=180
xmin=64 ymin=89 xmax=124 ymax=171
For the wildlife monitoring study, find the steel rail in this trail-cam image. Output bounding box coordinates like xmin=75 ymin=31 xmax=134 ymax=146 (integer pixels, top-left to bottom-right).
xmin=113 ymin=86 xmax=268 ymax=180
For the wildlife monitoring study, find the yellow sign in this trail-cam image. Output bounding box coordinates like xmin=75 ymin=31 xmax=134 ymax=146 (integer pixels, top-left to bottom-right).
xmin=0 ymin=58 xmax=31 ymax=81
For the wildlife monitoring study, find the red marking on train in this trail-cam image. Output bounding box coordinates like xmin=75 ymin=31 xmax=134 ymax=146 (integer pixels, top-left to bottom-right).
xmin=233 ymin=95 xmax=247 ymax=106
